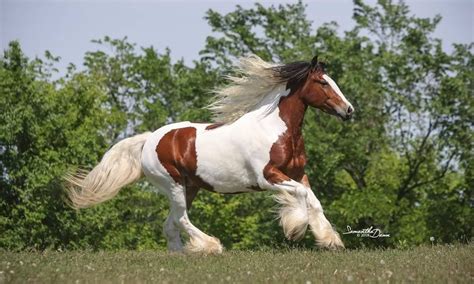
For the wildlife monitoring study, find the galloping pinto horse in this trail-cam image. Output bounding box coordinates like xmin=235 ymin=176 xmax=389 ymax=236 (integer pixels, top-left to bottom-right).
xmin=66 ymin=55 xmax=354 ymax=254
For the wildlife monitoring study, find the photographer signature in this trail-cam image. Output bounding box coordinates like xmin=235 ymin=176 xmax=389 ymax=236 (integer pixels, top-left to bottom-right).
xmin=343 ymin=226 xmax=390 ymax=238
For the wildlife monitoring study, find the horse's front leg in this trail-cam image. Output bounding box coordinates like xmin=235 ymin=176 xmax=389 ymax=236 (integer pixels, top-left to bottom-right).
xmin=301 ymin=175 xmax=345 ymax=249
xmin=259 ymin=168 xmax=310 ymax=241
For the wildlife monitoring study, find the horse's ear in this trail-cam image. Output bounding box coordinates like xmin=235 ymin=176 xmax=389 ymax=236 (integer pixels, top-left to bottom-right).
xmin=311 ymin=56 xmax=318 ymax=69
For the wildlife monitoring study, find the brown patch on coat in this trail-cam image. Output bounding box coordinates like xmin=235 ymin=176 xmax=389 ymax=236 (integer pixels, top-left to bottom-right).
xmin=156 ymin=127 xmax=213 ymax=206
xmin=205 ymin=123 xmax=225 ymax=130
xmin=263 ymin=87 xmax=308 ymax=184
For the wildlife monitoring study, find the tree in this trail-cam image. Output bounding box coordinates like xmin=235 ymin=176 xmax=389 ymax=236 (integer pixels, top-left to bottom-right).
xmin=83 ymin=36 xmax=220 ymax=135
xmin=0 ymin=42 xmax=169 ymax=250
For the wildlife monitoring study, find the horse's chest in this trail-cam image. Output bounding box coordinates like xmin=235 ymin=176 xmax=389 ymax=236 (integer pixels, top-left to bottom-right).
xmin=268 ymin=132 xmax=306 ymax=180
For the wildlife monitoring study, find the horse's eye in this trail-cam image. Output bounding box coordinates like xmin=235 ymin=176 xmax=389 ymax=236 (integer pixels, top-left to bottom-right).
xmin=315 ymin=79 xmax=328 ymax=85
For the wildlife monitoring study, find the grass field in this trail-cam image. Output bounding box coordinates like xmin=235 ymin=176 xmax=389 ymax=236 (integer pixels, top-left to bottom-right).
xmin=1 ymin=244 xmax=472 ymax=283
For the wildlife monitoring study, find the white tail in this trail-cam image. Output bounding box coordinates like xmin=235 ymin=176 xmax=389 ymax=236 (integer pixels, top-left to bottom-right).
xmin=65 ymin=132 xmax=151 ymax=209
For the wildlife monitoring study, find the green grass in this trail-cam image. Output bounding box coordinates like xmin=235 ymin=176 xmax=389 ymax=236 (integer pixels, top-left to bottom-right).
xmin=1 ymin=244 xmax=472 ymax=283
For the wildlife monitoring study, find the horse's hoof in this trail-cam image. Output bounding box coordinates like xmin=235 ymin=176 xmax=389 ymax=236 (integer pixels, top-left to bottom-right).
xmin=185 ymin=236 xmax=224 ymax=255
xmin=317 ymin=231 xmax=345 ymax=250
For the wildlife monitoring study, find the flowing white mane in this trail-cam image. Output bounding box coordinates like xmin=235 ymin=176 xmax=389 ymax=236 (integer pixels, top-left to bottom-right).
xmin=208 ymin=55 xmax=284 ymax=123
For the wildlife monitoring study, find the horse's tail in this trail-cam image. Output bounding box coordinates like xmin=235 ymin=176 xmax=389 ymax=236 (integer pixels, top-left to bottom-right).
xmin=64 ymin=132 xmax=152 ymax=209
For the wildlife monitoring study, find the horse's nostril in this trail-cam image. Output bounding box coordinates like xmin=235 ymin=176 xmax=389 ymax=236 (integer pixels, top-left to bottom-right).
xmin=347 ymin=106 xmax=353 ymax=114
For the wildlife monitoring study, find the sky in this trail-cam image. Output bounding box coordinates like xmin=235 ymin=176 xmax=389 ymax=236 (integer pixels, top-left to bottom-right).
xmin=1 ymin=0 xmax=473 ymax=73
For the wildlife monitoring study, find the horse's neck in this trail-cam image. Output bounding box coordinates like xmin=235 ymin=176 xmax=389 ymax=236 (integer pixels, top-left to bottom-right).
xmin=276 ymin=91 xmax=307 ymax=136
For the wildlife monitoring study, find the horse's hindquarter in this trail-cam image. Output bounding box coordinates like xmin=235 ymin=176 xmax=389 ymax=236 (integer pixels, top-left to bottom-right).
xmin=141 ymin=122 xmax=195 ymax=187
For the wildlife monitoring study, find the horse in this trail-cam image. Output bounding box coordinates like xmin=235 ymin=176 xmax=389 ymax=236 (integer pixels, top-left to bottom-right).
xmin=65 ymin=55 xmax=354 ymax=254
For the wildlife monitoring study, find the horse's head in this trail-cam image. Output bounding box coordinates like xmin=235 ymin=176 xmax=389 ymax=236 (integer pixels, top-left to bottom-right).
xmin=298 ymin=56 xmax=354 ymax=121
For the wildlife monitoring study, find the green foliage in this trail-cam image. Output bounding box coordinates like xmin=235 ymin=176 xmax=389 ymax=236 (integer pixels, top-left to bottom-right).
xmin=0 ymin=42 xmax=169 ymax=250
xmin=0 ymin=0 xmax=472 ymax=250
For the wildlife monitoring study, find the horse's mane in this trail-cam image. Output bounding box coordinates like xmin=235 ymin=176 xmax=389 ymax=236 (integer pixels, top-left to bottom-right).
xmin=208 ymin=55 xmax=318 ymax=123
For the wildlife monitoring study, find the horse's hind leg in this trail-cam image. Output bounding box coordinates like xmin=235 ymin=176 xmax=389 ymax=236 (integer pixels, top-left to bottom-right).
xmin=162 ymin=186 xmax=199 ymax=251
xmin=163 ymin=213 xmax=184 ymax=252
xmin=168 ymin=184 xmax=223 ymax=254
